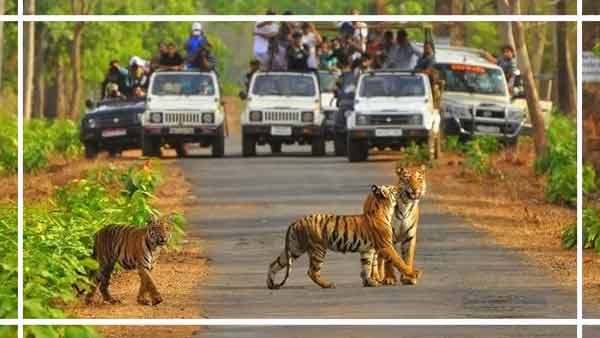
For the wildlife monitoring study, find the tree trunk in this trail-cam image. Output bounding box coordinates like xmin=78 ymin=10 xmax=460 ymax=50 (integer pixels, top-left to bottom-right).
xmin=530 ymin=23 xmax=547 ymax=77
xmin=23 ymin=17 xmax=35 ymax=120
xmin=510 ymin=0 xmax=546 ymax=157
xmin=55 ymin=62 xmax=66 ymax=119
xmin=0 ymin=0 xmax=5 ymax=90
xmin=555 ymin=1 xmax=576 ymax=115
xmin=373 ymin=0 xmax=389 ymax=14
xmin=33 ymin=25 xmax=46 ymax=118
xmin=434 ymin=0 xmax=465 ymax=46
xmin=69 ymin=22 xmax=85 ymax=119
xmin=495 ymin=0 xmax=515 ymax=48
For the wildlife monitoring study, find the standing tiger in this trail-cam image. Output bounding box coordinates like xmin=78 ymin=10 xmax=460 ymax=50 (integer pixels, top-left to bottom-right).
xmin=364 ymin=165 xmax=426 ymax=286
xmin=266 ymin=184 xmax=421 ymax=289
xmin=85 ymin=215 xmax=171 ymax=306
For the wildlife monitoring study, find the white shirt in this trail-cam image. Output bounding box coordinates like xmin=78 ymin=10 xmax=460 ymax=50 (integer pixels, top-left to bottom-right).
xmin=254 ymin=22 xmax=279 ymax=55
xmin=302 ymin=32 xmax=318 ymax=69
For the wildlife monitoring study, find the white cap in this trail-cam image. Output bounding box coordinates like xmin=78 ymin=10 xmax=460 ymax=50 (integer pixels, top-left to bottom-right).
xmin=192 ymin=22 xmax=203 ymax=35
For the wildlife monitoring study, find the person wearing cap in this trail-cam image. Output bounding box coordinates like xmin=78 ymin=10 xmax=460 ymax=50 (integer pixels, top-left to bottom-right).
xmin=253 ymin=11 xmax=280 ymax=71
xmin=101 ymin=60 xmax=129 ymax=99
xmin=128 ymin=56 xmax=150 ymax=95
xmin=383 ymin=29 xmax=421 ymax=70
xmin=287 ymin=31 xmax=310 ymax=71
xmin=185 ymin=22 xmax=210 ymax=59
xmin=159 ymin=42 xmax=185 ymax=71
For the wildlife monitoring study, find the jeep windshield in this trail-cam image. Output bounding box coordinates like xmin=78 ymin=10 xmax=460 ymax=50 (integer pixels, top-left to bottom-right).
xmin=150 ymin=73 xmax=215 ymax=96
xmin=436 ymin=63 xmax=507 ymax=97
xmin=318 ymin=72 xmax=337 ymax=93
xmin=252 ymin=74 xmax=316 ymax=97
xmin=358 ymin=74 xmax=425 ymax=98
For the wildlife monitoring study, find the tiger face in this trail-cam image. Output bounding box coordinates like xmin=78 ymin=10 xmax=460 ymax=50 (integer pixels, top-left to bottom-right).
xmin=370 ymin=184 xmax=399 ymax=208
xmin=147 ymin=216 xmax=172 ymax=246
xmin=395 ymin=165 xmax=426 ymax=201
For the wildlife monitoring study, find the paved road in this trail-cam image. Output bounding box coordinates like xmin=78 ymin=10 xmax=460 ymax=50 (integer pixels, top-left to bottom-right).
xmin=180 ymin=136 xmax=574 ymax=336
xmin=193 ymin=326 xmax=575 ymax=338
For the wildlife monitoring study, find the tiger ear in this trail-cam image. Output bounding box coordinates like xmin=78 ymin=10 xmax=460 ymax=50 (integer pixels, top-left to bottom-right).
xmin=371 ymin=185 xmax=383 ymax=199
xmin=395 ymin=166 xmax=405 ymax=176
xmin=420 ymin=164 xmax=426 ymax=172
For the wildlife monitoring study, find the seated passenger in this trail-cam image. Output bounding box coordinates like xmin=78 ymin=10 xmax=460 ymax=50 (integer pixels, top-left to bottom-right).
xmin=287 ymin=31 xmax=310 ymax=71
xmin=128 ymin=56 xmax=150 ymax=94
xmin=101 ymin=60 xmax=129 ymax=99
xmin=187 ymin=46 xmax=216 ymax=71
xmin=244 ymin=59 xmax=260 ymax=92
xmin=132 ymin=85 xmax=146 ymax=98
xmin=481 ymin=45 xmax=518 ymax=94
xmin=383 ymin=29 xmax=421 ymax=70
xmin=151 ymin=42 xmax=168 ymax=72
xmin=414 ymin=41 xmax=436 ymax=74
xmin=159 ymin=42 xmax=185 ymax=71
xmin=105 ymin=83 xmax=125 ymax=99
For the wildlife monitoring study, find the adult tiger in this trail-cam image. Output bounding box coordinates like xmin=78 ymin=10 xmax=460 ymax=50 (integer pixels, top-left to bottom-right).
xmin=266 ymin=184 xmax=421 ymax=289
xmin=85 ymin=215 xmax=171 ymax=306
xmin=365 ymin=165 xmax=426 ymax=286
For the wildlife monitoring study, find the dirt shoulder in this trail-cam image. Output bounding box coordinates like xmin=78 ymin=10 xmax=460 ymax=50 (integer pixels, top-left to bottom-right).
xmin=424 ymin=142 xmax=575 ymax=289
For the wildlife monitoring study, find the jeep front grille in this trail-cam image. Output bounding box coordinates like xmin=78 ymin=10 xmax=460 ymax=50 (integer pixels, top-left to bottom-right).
xmin=263 ymin=111 xmax=301 ymax=123
xmin=164 ymin=112 xmax=203 ymax=125
xmin=369 ymin=115 xmax=413 ymax=125
xmin=475 ymin=108 xmax=505 ymax=119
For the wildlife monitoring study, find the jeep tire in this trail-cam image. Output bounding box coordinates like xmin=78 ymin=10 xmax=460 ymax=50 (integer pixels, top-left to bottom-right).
xmin=270 ymin=141 xmax=282 ymax=154
xmin=142 ymin=134 xmax=161 ymax=157
xmin=311 ymin=129 xmax=326 ymax=156
xmin=347 ymin=137 xmax=368 ymax=162
xmin=84 ymin=142 xmax=99 ymax=159
xmin=334 ymin=132 xmax=347 ymax=156
xmin=242 ymin=133 xmax=256 ymax=157
xmin=212 ymin=126 xmax=225 ymax=158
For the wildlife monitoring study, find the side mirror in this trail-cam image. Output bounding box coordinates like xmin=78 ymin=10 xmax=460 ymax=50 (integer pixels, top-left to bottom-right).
xmin=239 ymin=91 xmax=248 ymax=100
xmin=85 ymin=98 xmax=95 ymax=109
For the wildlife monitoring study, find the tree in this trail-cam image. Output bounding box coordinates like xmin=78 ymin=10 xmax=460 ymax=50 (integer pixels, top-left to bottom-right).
xmin=555 ymin=0 xmax=576 ymax=115
xmin=434 ymin=0 xmax=465 ymax=46
xmin=24 ymin=0 xmax=35 ymax=120
xmin=0 ymin=0 xmax=5 ymax=89
xmin=510 ymin=0 xmax=546 ymax=157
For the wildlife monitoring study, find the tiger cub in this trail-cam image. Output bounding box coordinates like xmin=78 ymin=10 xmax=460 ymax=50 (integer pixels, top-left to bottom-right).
xmin=267 ymin=184 xmax=421 ymax=289
xmin=364 ymin=165 xmax=426 ymax=286
xmin=85 ymin=215 xmax=171 ymax=306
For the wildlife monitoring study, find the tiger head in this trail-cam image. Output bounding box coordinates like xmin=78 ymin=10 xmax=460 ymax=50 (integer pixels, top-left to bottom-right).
xmin=370 ymin=184 xmax=399 ymax=210
xmin=395 ymin=165 xmax=426 ymax=201
xmin=147 ymin=215 xmax=172 ymax=247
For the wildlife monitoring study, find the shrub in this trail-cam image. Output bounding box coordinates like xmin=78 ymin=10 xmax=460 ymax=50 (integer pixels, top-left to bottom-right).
xmin=0 ymin=204 xmax=17 ymax=319
xmin=398 ymin=142 xmax=432 ymax=167
xmin=24 ymin=119 xmax=83 ymax=173
xmin=462 ymin=136 xmax=501 ymax=176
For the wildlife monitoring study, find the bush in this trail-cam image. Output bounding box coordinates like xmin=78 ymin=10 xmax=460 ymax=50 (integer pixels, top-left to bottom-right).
xmin=462 ymin=135 xmax=501 ymax=176
xmin=443 ymin=135 xmax=463 ymax=153
xmin=398 ymin=142 xmax=432 ymax=167
xmin=535 ymin=115 xmax=576 ymax=205
xmin=24 ymin=119 xmax=83 ymax=173
xmin=24 ymin=161 xmax=185 ymax=327
xmin=0 ymin=114 xmax=17 ymax=175
xmin=0 ymin=204 xmax=17 ymax=319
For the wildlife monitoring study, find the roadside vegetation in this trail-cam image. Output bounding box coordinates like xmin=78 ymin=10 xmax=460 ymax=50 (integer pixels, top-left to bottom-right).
xmin=24 ymin=161 xmax=185 ymax=338
xmin=24 ymin=119 xmax=82 ymax=173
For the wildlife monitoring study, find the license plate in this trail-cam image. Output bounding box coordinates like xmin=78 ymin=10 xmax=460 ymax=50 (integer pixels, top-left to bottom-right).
xmin=169 ymin=127 xmax=195 ymax=135
xmin=476 ymin=125 xmax=501 ymax=133
xmin=271 ymin=126 xmax=292 ymax=136
xmin=375 ymin=129 xmax=403 ymax=137
xmin=101 ymin=129 xmax=127 ymax=138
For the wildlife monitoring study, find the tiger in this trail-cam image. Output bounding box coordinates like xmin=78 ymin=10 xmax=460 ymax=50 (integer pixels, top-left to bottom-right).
xmin=266 ymin=184 xmax=421 ymax=289
xmin=364 ymin=165 xmax=426 ymax=286
xmin=85 ymin=215 xmax=171 ymax=306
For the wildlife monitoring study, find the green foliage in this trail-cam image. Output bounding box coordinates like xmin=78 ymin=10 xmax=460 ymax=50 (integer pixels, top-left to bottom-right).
xmin=463 ymin=136 xmax=500 ymax=176
xmin=24 ymin=119 xmax=83 ymax=173
xmin=443 ymin=135 xmax=463 ymax=154
xmin=398 ymin=142 xmax=432 ymax=167
xmin=535 ymin=115 xmax=576 ymax=205
xmin=0 ymin=204 xmax=17 ymax=319
xmin=0 ymin=113 xmax=17 ymax=175
xmin=0 ymin=326 xmax=16 ymax=338
xmin=25 ymin=326 xmax=100 ymax=338
xmin=565 ymin=207 xmax=600 ymax=252
xmin=24 ymin=161 xmax=186 ymax=325
xmin=584 ymin=164 xmax=597 ymax=195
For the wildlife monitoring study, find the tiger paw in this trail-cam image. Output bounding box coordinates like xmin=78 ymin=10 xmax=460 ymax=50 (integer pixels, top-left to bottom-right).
xmin=103 ymin=298 xmax=121 ymax=305
xmin=382 ymin=276 xmax=397 ymax=285
xmin=151 ymin=296 xmax=163 ymax=306
xmin=320 ymin=282 xmax=336 ymax=289
xmin=402 ymin=269 xmax=422 ymax=284
xmin=363 ymin=278 xmax=380 ymax=287
xmin=137 ymin=298 xmax=151 ymax=306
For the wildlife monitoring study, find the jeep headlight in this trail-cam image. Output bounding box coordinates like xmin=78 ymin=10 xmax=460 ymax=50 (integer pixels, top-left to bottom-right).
xmin=507 ymin=108 xmax=524 ymax=121
xmin=356 ymin=114 xmax=370 ymax=125
xmin=150 ymin=112 xmax=163 ymax=123
xmin=249 ymin=110 xmax=262 ymax=122
xmin=409 ymin=115 xmax=423 ymax=125
xmin=302 ymin=111 xmax=314 ymax=123
xmin=202 ymin=112 xmax=215 ymax=124
xmin=87 ymin=117 xmax=97 ymax=129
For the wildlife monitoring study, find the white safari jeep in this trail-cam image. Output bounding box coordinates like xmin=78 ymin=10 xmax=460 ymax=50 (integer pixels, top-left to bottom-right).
xmin=434 ymin=46 xmax=529 ymax=144
xmin=346 ymin=70 xmax=441 ymax=162
xmin=142 ymin=70 xmax=226 ymax=157
xmin=240 ymin=71 xmax=325 ymax=156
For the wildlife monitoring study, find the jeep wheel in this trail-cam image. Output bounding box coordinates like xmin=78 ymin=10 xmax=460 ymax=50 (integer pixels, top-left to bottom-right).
xmin=212 ymin=126 xmax=225 ymax=158
xmin=334 ymin=133 xmax=347 ymax=156
xmin=142 ymin=134 xmax=161 ymax=157
xmin=347 ymin=137 xmax=368 ymax=162
xmin=242 ymin=133 xmax=256 ymax=157
xmin=175 ymin=143 xmax=187 ymax=158
xmin=311 ymin=132 xmax=326 ymax=156
xmin=270 ymin=141 xmax=282 ymax=154
xmin=107 ymin=148 xmax=120 ymax=158
xmin=84 ymin=143 xmax=99 ymax=159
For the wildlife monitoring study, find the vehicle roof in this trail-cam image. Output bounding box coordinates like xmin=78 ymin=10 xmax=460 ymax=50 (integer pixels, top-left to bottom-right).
xmin=361 ymin=69 xmax=428 ymax=78
xmin=254 ymin=71 xmax=319 ymax=77
xmin=152 ymin=69 xmax=217 ymax=75
xmin=432 ymin=44 xmax=503 ymax=69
